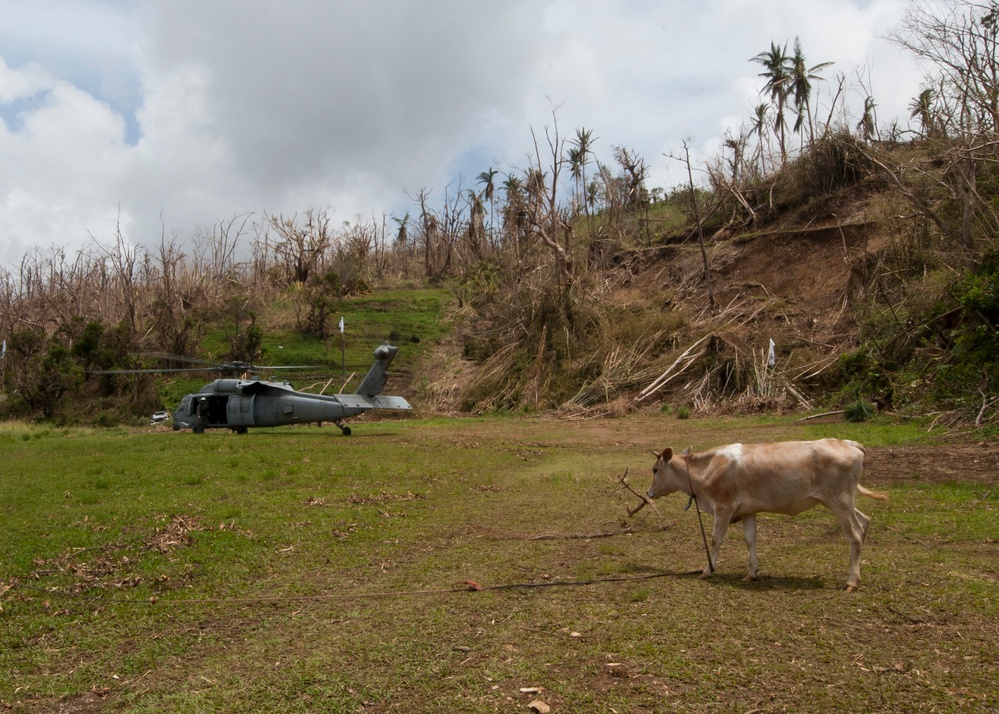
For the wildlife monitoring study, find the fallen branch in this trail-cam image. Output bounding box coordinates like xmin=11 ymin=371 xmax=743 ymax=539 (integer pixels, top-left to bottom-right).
xmin=635 ymin=334 xmax=711 ymax=403
xmin=976 ymin=388 xmax=998 ymax=427
xmin=627 ymin=499 xmax=647 ymax=516
xmin=796 ymin=410 xmax=845 ymax=422
xmin=617 ymin=469 xmax=665 ymax=525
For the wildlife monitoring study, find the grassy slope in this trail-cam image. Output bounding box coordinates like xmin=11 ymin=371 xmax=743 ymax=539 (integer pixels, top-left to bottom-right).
xmin=155 ymin=287 xmax=449 ymax=415
xmin=1 ymin=416 xmax=995 ymax=712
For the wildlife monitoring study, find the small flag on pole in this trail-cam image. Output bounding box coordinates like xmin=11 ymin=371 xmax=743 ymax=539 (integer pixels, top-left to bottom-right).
xmin=767 ymin=338 xmax=776 ymax=367
xmin=1 ymin=338 xmax=5 ymax=359
xmin=338 ymin=318 xmax=346 ymax=382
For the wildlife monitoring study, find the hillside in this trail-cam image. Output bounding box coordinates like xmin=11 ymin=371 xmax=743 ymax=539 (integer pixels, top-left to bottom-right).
xmin=1 ymin=134 xmax=997 ymax=431
xmin=417 ymin=150 xmax=994 ymax=429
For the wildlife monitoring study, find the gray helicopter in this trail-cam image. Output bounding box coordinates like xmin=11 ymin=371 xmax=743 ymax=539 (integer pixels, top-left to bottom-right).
xmin=101 ymin=344 xmax=411 ymax=435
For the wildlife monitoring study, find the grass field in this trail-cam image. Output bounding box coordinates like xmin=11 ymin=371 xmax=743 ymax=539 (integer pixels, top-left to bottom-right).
xmin=1 ymin=414 xmax=996 ymax=712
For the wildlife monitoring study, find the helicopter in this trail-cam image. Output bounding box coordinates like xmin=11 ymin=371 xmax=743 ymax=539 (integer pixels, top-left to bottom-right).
xmin=97 ymin=344 xmax=411 ymax=435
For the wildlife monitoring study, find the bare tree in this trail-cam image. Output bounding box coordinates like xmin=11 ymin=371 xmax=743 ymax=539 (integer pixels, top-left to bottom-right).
xmin=879 ymin=0 xmax=999 ymax=254
xmin=266 ymin=208 xmax=334 ymax=284
xmin=612 ymin=145 xmax=649 ymax=210
xmin=673 ymin=139 xmax=715 ymax=311
xmin=888 ymin=0 xmax=999 ymax=134
xmin=706 ymin=129 xmax=758 ymax=226
xmin=524 ymin=111 xmax=574 ymax=283
xmin=416 ymin=185 xmax=465 ymax=281
xmin=92 ymin=217 xmax=143 ymax=333
xmin=148 ymin=229 xmax=200 ymax=357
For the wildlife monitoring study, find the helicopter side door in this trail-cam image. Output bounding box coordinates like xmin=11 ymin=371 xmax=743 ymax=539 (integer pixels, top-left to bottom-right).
xmin=226 ymin=395 xmax=255 ymax=427
xmin=201 ymin=395 xmax=230 ymax=427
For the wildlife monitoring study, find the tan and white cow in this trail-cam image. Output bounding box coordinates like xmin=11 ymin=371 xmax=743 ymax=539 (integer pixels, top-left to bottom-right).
xmin=645 ymin=438 xmax=888 ymax=591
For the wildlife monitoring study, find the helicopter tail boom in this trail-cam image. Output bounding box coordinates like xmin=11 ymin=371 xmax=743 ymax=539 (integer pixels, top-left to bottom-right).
xmin=355 ymin=344 xmax=400 ymax=397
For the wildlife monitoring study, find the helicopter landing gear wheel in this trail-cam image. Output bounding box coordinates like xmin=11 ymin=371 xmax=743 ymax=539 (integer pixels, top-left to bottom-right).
xmin=334 ymin=420 xmax=351 ymax=436
xmin=234 ymin=427 xmax=248 ymax=435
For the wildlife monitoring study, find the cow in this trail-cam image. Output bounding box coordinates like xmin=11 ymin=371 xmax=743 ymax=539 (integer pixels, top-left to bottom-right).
xmin=644 ymin=438 xmax=888 ymax=592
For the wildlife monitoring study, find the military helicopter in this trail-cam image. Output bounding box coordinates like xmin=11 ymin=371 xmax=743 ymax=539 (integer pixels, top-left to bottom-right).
xmin=97 ymin=344 xmax=411 ymax=435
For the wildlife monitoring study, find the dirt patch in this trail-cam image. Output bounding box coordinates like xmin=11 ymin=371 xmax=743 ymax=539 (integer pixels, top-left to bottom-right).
xmin=865 ymin=440 xmax=999 ymax=486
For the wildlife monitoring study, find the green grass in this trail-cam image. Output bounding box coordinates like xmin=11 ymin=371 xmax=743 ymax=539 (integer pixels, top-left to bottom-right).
xmin=149 ymin=286 xmax=449 ymax=414
xmin=251 ymin=287 xmax=448 ymax=369
xmin=1 ymin=415 xmax=996 ymax=712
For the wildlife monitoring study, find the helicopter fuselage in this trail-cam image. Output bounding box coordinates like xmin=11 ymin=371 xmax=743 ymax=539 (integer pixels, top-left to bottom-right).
xmin=170 ymin=344 xmax=411 ymax=434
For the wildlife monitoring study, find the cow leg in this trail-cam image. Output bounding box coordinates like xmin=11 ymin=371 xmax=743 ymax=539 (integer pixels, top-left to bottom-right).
xmin=856 ymin=508 xmax=871 ymax=542
xmin=828 ymin=500 xmax=866 ymax=592
xmin=741 ymin=514 xmax=759 ymax=581
xmin=704 ymin=511 xmax=732 ymax=578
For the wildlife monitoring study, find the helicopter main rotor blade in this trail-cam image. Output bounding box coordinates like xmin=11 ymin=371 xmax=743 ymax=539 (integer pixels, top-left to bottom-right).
xmin=92 ymin=352 xmax=335 ymax=377
xmin=138 ymin=353 xmax=330 ymax=372
xmin=254 ymin=364 xmax=329 ymax=370
xmin=88 ymin=367 xmax=216 ymax=375
xmin=138 ymin=352 xmax=220 ymax=367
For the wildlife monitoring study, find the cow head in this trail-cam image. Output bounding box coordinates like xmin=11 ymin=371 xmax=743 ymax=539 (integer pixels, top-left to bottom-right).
xmin=647 ymin=446 xmax=690 ymax=499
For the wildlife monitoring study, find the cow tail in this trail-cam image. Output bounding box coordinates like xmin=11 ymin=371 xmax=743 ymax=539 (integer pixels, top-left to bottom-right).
xmin=858 ymin=484 xmax=889 ymax=501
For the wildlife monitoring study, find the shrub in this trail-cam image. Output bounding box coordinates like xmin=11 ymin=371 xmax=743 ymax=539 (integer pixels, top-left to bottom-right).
xmin=844 ymin=397 xmax=875 ymax=422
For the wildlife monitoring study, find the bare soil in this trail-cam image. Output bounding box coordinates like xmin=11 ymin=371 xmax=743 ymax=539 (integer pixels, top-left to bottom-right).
xmin=421 ymin=188 xmax=925 ymax=418
xmin=864 ymin=438 xmax=999 ymax=486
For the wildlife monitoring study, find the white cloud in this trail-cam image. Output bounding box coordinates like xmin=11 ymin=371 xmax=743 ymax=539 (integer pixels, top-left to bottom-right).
xmin=0 ymin=0 xmax=929 ymax=270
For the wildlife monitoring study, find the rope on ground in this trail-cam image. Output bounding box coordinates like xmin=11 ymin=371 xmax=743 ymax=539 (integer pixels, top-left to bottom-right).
xmin=6 ymin=570 xmax=701 ymax=608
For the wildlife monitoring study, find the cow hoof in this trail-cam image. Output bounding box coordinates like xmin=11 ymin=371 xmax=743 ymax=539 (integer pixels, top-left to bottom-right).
xmin=699 ymin=571 xmax=713 ymax=580
xmin=845 ymin=583 xmax=858 ymax=593
xmin=743 ymin=575 xmax=758 ymax=582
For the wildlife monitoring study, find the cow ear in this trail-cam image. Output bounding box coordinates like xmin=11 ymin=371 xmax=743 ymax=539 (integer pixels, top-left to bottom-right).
xmin=681 ymin=447 xmax=692 ymax=456
xmin=663 ymin=447 xmax=673 ymax=461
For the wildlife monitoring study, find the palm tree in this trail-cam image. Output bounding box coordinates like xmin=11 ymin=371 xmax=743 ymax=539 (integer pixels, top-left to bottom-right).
xmin=502 ymin=175 xmax=527 ymax=257
xmin=789 ymin=36 xmax=833 ymax=146
xmin=857 ymin=96 xmax=878 ymax=142
xmin=477 ymin=168 xmax=498 ymax=242
xmin=392 ymin=212 xmax=410 ymax=276
xmin=567 ymin=146 xmax=583 ymax=212
xmin=909 ymin=88 xmax=937 ymax=137
xmin=752 ymin=41 xmax=792 ymax=164
xmin=750 ymin=102 xmax=770 ymax=175
xmin=570 ymin=127 xmax=596 ymax=223
xmin=467 ymin=189 xmax=486 ymax=258
xmin=392 ymin=212 xmax=409 ymax=250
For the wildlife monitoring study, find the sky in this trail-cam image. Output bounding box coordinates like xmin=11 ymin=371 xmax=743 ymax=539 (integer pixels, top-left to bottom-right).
xmin=0 ymin=0 xmax=929 ymax=271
